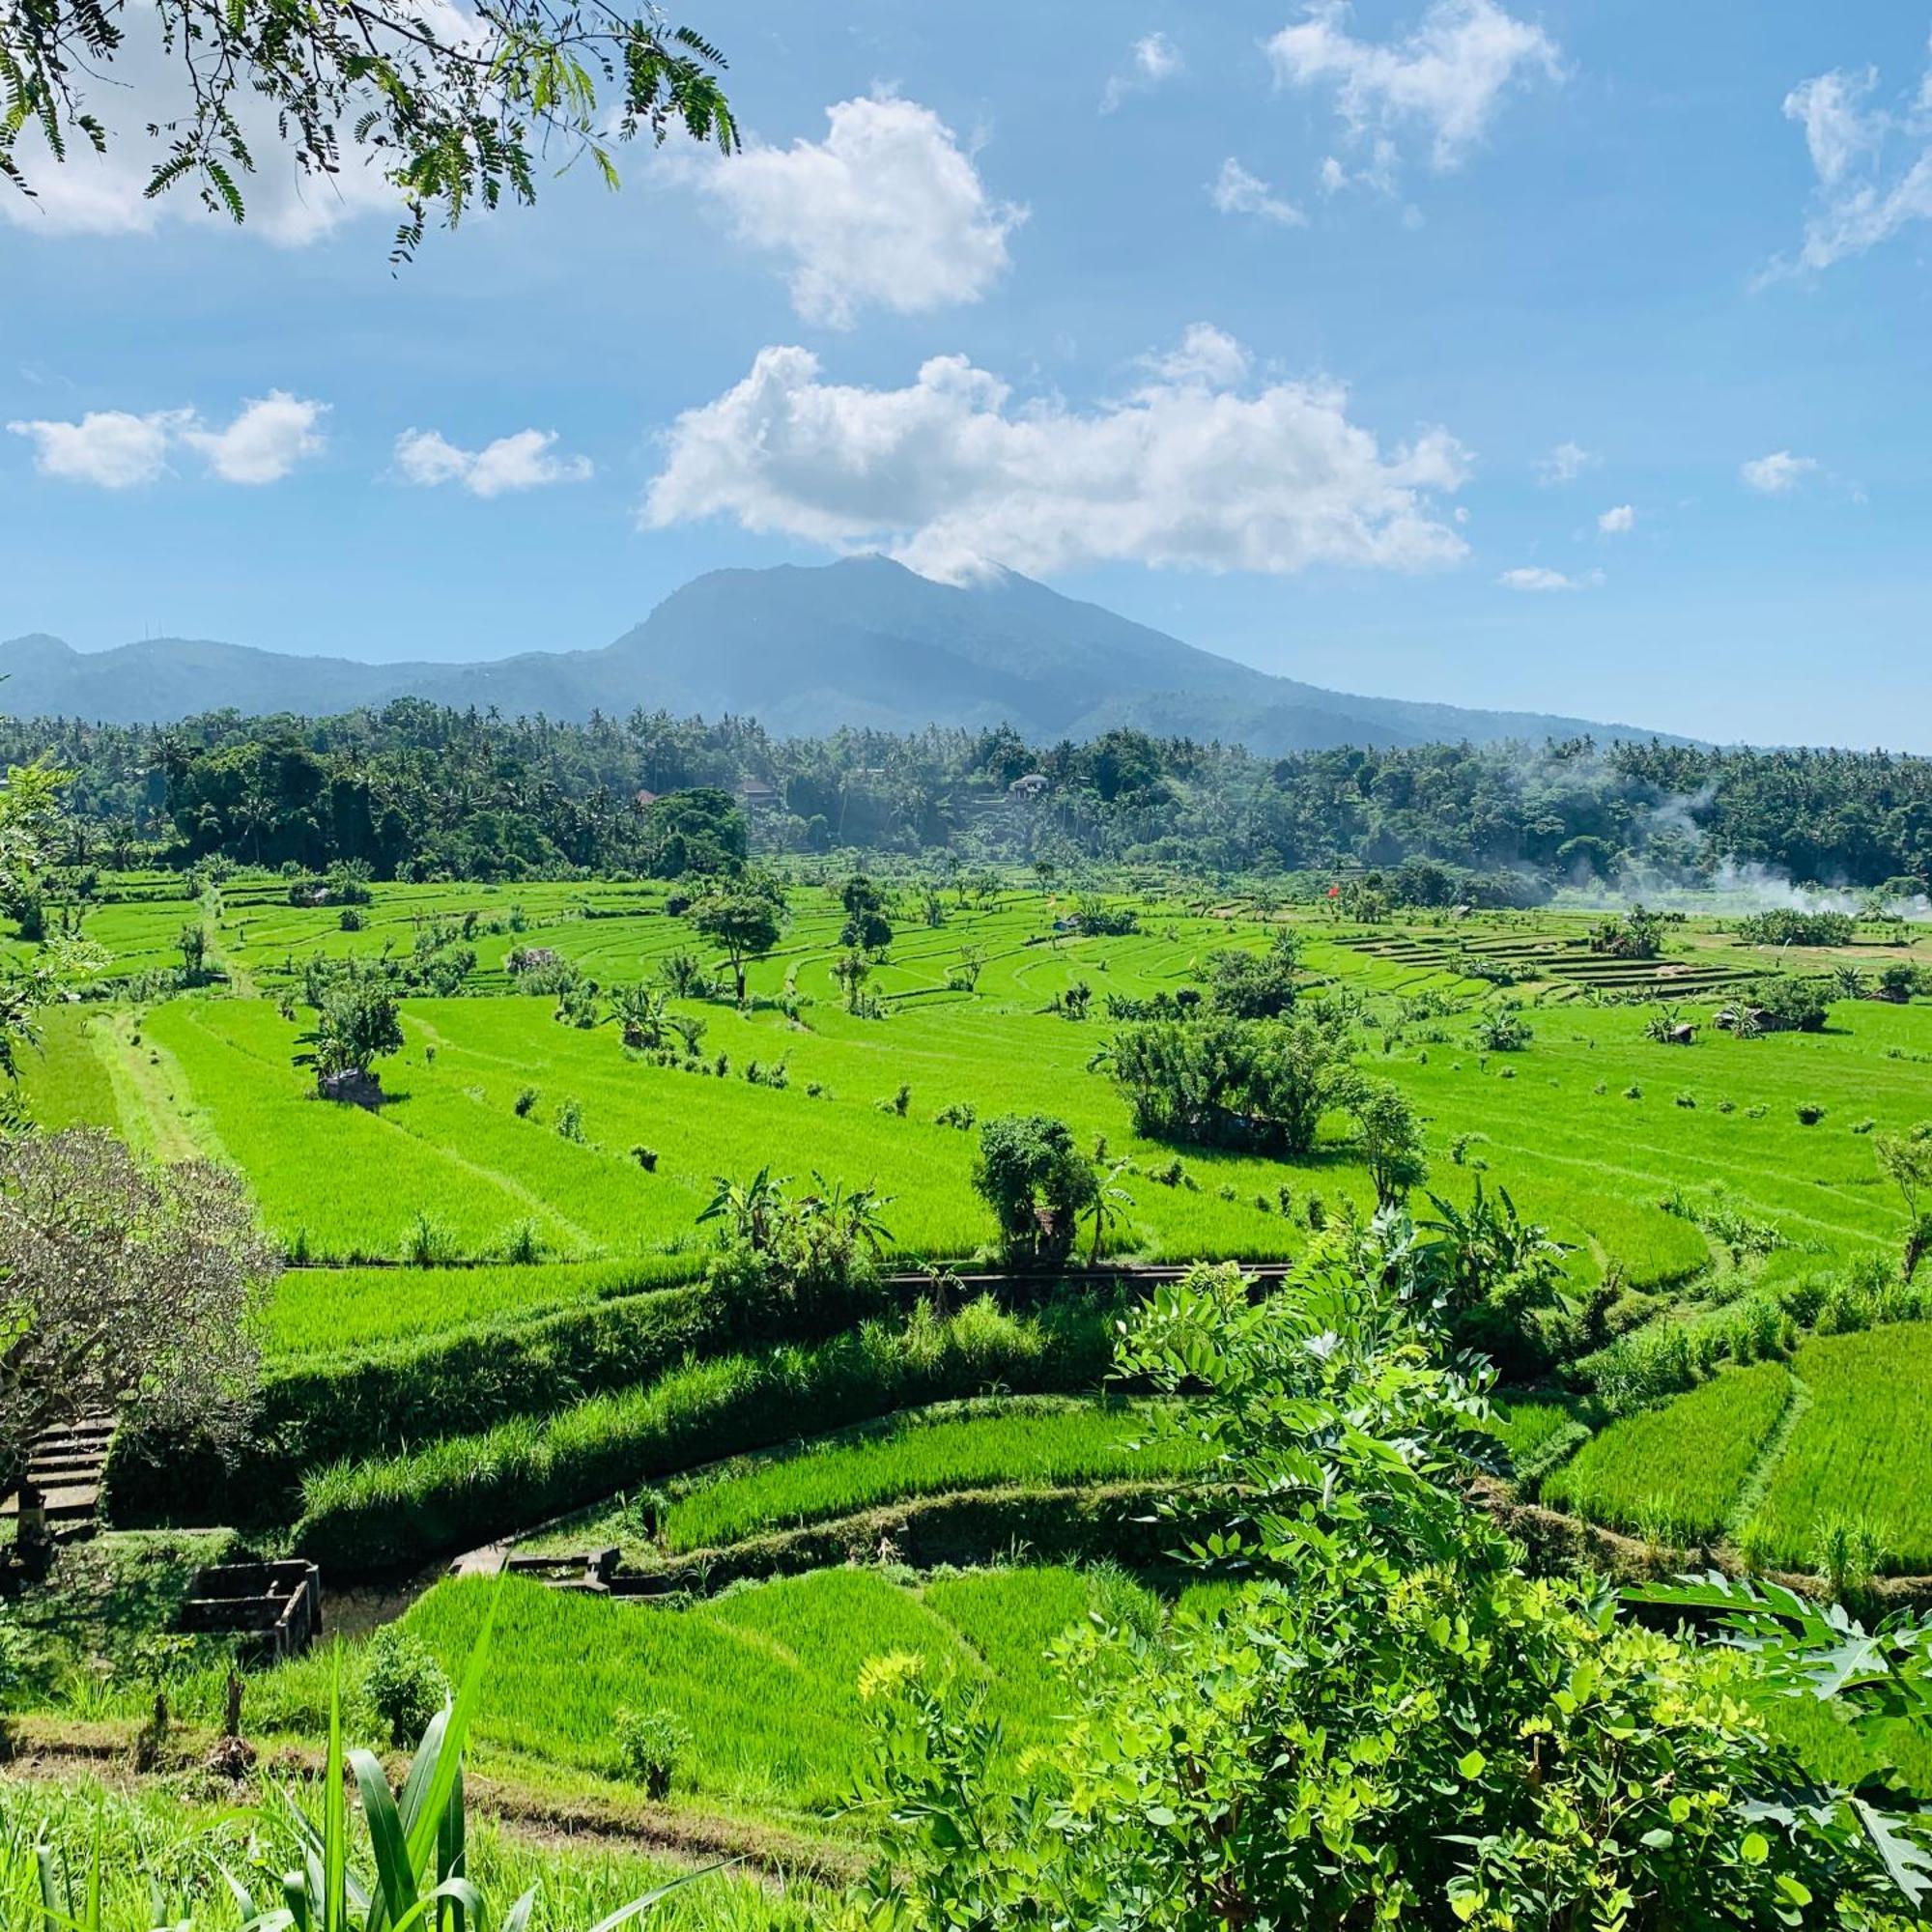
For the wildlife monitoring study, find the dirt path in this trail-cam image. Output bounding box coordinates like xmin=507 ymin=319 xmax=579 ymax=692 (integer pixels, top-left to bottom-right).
xmin=4 ymin=1719 xmax=862 ymax=1887
xmin=88 ymin=1009 xmax=223 ymax=1165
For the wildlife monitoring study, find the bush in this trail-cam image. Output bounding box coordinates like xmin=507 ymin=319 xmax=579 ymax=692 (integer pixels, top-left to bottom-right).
xmin=513 ymin=1086 xmax=539 ymax=1118
xmin=1737 ymin=908 xmax=1855 ymax=949
xmin=405 ymin=1211 xmax=461 ymax=1267
xmin=1796 ymin=1103 xmax=1827 ymax=1126
xmin=1107 ymin=1016 xmax=1350 ymax=1156
xmin=362 ymin=1624 xmax=449 ymax=1745
xmin=554 ymin=1096 xmax=585 ymax=1142
xmin=1205 ymin=933 xmax=1299 ymax=1018
xmin=613 ymin=1706 xmax=691 ymax=1799
xmin=972 ymin=1115 xmax=1095 ymax=1267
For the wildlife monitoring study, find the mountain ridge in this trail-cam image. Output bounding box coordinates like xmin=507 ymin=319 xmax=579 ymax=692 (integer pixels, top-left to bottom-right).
xmin=0 ymin=556 xmax=1689 ymax=752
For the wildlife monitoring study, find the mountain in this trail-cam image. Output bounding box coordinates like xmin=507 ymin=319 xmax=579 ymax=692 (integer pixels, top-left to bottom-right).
xmin=0 ymin=557 xmax=1681 ymax=751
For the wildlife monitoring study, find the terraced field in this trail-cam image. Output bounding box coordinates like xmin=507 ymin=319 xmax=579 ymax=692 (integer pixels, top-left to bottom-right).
xmin=23 ymin=878 xmax=1929 ymax=1343
xmin=1533 ymin=1325 xmax=1932 ymax=1573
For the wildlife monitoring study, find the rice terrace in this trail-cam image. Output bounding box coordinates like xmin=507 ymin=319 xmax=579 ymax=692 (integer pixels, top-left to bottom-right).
xmin=10 ymin=0 xmax=1932 ymax=1923
xmin=5 ymin=804 xmax=1932 ymax=1918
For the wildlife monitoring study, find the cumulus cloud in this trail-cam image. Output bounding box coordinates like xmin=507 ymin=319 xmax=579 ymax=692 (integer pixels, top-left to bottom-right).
xmin=181 ymin=392 xmax=328 ymax=483
xmin=6 ymin=409 xmax=184 ymax=488
xmin=1597 ymin=502 xmax=1634 ymax=534
xmin=1498 ymin=565 xmax=1599 ymax=591
xmin=1741 ymin=450 xmax=1816 ymax=495
xmin=1535 ymin=440 xmax=1594 ymax=485
xmin=679 ymin=94 xmax=1022 ymax=327
xmin=394 ymin=427 xmax=592 ymax=497
xmin=1265 ymin=0 xmax=1561 ymax=175
xmin=1210 ymin=157 xmax=1307 ymax=226
xmin=9 ymin=391 xmax=327 ymax=486
xmin=1103 ymin=32 xmax=1183 ymax=112
xmin=1771 ymin=43 xmax=1932 ymax=274
xmin=641 ymin=331 xmax=1471 ymax=583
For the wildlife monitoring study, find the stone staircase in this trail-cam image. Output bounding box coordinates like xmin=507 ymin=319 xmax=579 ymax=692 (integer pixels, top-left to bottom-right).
xmin=1 ymin=1414 xmax=115 ymax=1542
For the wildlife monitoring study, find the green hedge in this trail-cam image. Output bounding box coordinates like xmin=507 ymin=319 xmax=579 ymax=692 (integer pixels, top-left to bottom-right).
xmin=293 ymin=1294 xmax=1116 ymax=1574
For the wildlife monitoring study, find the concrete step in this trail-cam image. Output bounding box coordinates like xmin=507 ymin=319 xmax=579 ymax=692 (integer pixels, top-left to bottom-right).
xmin=1 ymin=1483 xmax=101 ymax=1519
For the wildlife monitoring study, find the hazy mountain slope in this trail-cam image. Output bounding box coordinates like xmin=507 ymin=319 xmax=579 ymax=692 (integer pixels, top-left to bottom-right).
xmin=0 ymin=557 xmax=1681 ymax=749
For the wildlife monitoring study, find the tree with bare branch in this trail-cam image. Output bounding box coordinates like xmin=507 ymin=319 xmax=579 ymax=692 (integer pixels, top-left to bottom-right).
xmin=0 ymin=1130 xmax=280 ymax=1482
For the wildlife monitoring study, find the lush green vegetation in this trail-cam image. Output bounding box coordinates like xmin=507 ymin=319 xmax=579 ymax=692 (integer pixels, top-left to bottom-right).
xmin=17 ymin=703 xmax=1932 ymax=889
xmin=1745 ymin=1325 xmax=1932 ymax=1572
xmin=653 ymin=1396 xmax=1209 ymax=1552
xmin=1541 ymin=1359 xmax=1793 ymax=1542
xmin=293 ymin=1294 xmax=1114 ymax=1569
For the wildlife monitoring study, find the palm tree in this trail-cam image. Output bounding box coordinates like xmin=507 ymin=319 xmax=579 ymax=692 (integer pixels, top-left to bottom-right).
xmin=696 ymin=1167 xmax=788 ymax=1252
xmin=1082 ymin=1157 xmax=1135 ymax=1265
xmin=609 ymin=981 xmax=670 ymax=1050
xmin=806 ymin=1172 xmax=895 ymax=1257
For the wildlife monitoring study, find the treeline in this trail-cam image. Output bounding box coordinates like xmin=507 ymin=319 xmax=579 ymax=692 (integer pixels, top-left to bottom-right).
xmin=3 ymin=701 xmax=1929 ymax=891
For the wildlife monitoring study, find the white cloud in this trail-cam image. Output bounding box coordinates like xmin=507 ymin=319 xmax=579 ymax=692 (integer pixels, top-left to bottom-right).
xmin=1498 ymin=565 xmax=1598 ymax=592
xmin=394 ymin=427 xmax=592 ymax=497
xmin=641 ymin=332 xmax=1471 ymax=583
xmin=1535 ymin=440 xmax=1594 ymax=485
xmin=1265 ymin=0 xmax=1561 ymax=175
xmin=9 ymin=392 xmax=326 ymax=486
xmin=1146 ymin=323 xmax=1253 ymax=387
xmin=1741 ymin=450 xmax=1816 ymax=496
xmin=1103 ymin=32 xmax=1183 ymax=112
xmin=181 ymin=391 xmax=328 ymax=484
xmin=1597 ymin=502 xmax=1634 ymax=534
xmin=6 ymin=409 xmax=184 ymax=487
xmin=1772 ymin=44 xmax=1932 ymax=274
xmin=680 ymin=94 xmax=1023 ymax=328
xmin=1210 ymin=157 xmax=1307 ymax=226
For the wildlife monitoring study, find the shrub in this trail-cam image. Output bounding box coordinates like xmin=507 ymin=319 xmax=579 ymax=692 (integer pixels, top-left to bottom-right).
xmin=1737 ymin=908 xmax=1855 ymax=949
xmin=1107 ymin=1015 xmax=1350 ymax=1156
xmin=613 ymin=1705 xmax=691 ymax=1799
xmin=1470 ymin=1002 xmax=1533 ymax=1054
xmin=513 ymin=1086 xmax=539 ymax=1118
xmin=404 ymin=1211 xmax=461 ymax=1267
xmin=631 ymin=1144 xmax=659 ymax=1172
xmin=362 ymin=1623 xmax=448 ymax=1746
xmin=933 ymin=1102 xmax=978 ymax=1131
xmin=1810 ymin=1511 xmax=1884 ymax=1605
xmin=1205 ymin=933 xmax=1300 ymax=1018
xmin=554 ymin=1097 xmax=585 ymax=1142
xmin=1796 ymin=1103 xmax=1827 ymax=1126
xmin=971 ymin=1116 xmax=1096 ymax=1268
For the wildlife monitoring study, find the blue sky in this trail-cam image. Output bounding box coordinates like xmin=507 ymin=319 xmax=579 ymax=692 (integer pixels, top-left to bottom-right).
xmin=4 ymin=1 xmax=1930 ymax=747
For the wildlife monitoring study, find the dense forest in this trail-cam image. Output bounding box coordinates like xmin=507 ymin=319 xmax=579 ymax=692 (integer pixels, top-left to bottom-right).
xmin=4 ymin=702 xmax=1929 ymax=896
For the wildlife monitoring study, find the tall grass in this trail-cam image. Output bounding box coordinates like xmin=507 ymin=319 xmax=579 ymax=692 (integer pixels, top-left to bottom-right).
xmin=660 ymin=1396 xmax=1210 ymax=1552
xmin=296 ymin=1294 xmax=1115 ymax=1570
xmin=1542 ymin=1360 xmax=1793 ymax=1544
xmin=1743 ymin=1324 xmax=1932 ymax=1573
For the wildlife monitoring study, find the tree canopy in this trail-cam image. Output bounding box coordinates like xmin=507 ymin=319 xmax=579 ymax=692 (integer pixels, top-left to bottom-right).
xmin=13 ymin=704 xmax=1932 ymax=894
xmin=0 ymin=1130 xmax=279 ymax=1480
